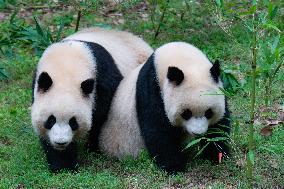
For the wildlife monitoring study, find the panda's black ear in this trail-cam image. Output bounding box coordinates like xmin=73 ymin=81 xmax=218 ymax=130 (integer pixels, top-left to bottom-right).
xmin=81 ymin=78 xmax=95 ymax=96
xmin=167 ymin=66 xmax=184 ymax=86
xmin=38 ymin=72 xmax=53 ymax=92
xmin=210 ymin=60 xmax=221 ymax=83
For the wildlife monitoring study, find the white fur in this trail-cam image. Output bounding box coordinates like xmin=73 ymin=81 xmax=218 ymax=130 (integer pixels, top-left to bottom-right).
xmin=99 ymin=42 xmax=226 ymax=158
xmin=184 ymin=117 xmax=208 ymax=135
xmin=48 ymin=123 xmax=73 ymax=150
xmin=32 ymin=28 xmax=153 ymax=149
xmin=65 ymin=27 xmax=153 ymax=76
xmin=99 ymin=64 xmax=145 ymax=158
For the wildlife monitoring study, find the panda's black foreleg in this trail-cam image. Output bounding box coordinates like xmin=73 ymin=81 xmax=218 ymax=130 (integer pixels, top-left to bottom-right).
xmin=40 ymin=139 xmax=78 ymax=172
xmin=200 ymin=106 xmax=230 ymax=163
xmin=153 ymin=143 xmax=187 ymax=174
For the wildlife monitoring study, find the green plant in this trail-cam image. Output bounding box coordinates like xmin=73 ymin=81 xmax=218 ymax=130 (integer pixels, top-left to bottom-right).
xmin=0 ymin=65 xmax=9 ymax=79
xmin=19 ymin=17 xmax=64 ymax=56
xmin=149 ymin=0 xmax=170 ymax=41
xmin=260 ymin=34 xmax=283 ymax=107
xmin=184 ymin=127 xmax=230 ymax=159
xmin=211 ymin=0 xmax=283 ymax=188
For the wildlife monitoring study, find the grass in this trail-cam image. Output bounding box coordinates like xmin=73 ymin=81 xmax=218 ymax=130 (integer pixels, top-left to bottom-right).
xmin=0 ymin=1 xmax=283 ymax=188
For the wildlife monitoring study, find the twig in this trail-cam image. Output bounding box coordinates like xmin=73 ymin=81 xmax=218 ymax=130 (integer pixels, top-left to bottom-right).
xmin=75 ymin=10 xmax=81 ymax=32
xmin=153 ymin=0 xmax=169 ymax=41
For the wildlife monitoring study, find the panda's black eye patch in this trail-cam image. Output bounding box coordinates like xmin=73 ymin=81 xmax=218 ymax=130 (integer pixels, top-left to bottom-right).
xmin=38 ymin=72 xmax=53 ymax=92
xmin=81 ymin=78 xmax=95 ymax=96
xmin=205 ymin=108 xmax=214 ymax=119
xmin=181 ymin=109 xmax=192 ymax=120
xmin=44 ymin=115 xmax=56 ymax=130
xmin=69 ymin=117 xmax=79 ymax=131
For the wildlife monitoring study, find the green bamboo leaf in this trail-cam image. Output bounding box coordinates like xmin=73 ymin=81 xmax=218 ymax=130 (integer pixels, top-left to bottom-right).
xmin=207 ymin=137 xmax=229 ymax=142
xmin=0 ymin=68 xmax=9 ymax=79
xmin=184 ymin=137 xmax=206 ymax=150
xmin=55 ymin=21 xmax=65 ymax=42
xmin=194 ymin=142 xmax=210 ymax=158
xmin=268 ymin=3 xmax=278 ymax=20
xmin=215 ymin=0 xmax=223 ymax=8
xmin=252 ymin=0 xmax=257 ymax=5
xmin=271 ymin=35 xmax=280 ymax=53
xmin=264 ymin=23 xmax=281 ymax=32
xmin=34 ymin=17 xmax=44 ymax=37
xmin=250 ymin=5 xmax=257 ymax=14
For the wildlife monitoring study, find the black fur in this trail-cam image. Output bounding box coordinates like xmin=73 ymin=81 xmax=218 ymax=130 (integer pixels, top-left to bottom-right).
xmin=38 ymin=72 xmax=53 ymax=92
xmin=69 ymin=117 xmax=79 ymax=131
xmin=44 ymin=115 xmax=56 ymax=130
xmin=82 ymin=41 xmax=123 ymax=152
xmin=210 ymin=60 xmax=221 ymax=83
xmin=136 ymin=54 xmax=186 ymax=173
xmin=167 ymin=67 xmax=184 ymax=85
xmin=81 ymin=78 xmax=95 ymax=96
xmin=200 ymin=98 xmax=231 ymax=162
xmin=40 ymin=138 xmax=78 ymax=172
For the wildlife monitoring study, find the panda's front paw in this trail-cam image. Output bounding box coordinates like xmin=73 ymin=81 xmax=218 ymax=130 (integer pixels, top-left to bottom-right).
xmin=49 ymin=162 xmax=78 ymax=173
xmin=41 ymin=139 xmax=79 ymax=172
xmin=156 ymin=156 xmax=187 ymax=174
xmin=200 ymin=142 xmax=230 ymax=164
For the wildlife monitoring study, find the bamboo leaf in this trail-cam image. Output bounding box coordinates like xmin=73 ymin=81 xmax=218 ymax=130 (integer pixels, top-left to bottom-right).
xmin=34 ymin=17 xmax=44 ymax=37
xmin=184 ymin=137 xmax=206 ymax=150
xmin=55 ymin=21 xmax=65 ymax=42
xmin=271 ymin=35 xmax=280 ymax=53
xmin=263 ymin=23 xmax=281 ymax=32
xmin=207 ymin=137 xmax=229 ymax=142
xmin=194 ymin=142 xmax=210 ymax=158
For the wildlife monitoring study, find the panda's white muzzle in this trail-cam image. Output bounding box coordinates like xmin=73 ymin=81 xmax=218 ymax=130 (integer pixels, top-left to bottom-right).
xmin=47 ymin=123 xmax=74 ymax=150
xmin=184 ymin=117 xmax=208 ymax=135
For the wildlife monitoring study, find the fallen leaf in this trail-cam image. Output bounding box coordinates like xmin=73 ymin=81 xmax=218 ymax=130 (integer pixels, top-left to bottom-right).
xmin=260 ymin=126 xmax=273 ymax=137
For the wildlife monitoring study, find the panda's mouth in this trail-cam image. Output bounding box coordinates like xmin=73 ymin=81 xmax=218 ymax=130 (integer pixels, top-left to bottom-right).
xmin=53 ymin=142 xmax=69 ymax=150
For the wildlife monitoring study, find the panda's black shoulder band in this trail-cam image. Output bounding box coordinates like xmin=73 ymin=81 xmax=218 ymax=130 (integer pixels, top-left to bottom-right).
xmin=136 ymin=53 xmax=186 ymax=173
xmin=64 ymin=39 xmax=124 ymax=151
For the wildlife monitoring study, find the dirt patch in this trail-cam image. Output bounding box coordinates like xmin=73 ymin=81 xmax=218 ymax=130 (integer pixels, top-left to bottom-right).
xmin=0 ymin=136 xmax=12 ymax=146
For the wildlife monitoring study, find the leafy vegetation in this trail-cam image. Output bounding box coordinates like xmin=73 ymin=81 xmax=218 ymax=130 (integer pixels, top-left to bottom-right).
xmin=0 ymin=0 xmax=283 ymax=188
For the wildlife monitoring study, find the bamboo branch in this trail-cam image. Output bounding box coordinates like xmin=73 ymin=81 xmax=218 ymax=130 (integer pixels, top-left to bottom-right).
xmin=75 ymin=10 xmax=81 ymax=32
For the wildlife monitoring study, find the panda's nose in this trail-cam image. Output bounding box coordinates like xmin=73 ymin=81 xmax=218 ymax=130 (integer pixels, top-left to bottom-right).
xmin=55 ymin=142 xmax=67 ymax=146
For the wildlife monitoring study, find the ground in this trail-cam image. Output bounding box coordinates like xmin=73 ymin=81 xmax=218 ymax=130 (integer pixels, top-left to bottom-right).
xmin=0 ymin=1 xmax=283 ymax=189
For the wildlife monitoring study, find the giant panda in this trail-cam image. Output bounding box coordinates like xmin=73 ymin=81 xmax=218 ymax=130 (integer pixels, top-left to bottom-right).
xmin=31 ymin=27 xmax=153 ymax=172
xmin=98 ymin=42 xmax=230 ymax=173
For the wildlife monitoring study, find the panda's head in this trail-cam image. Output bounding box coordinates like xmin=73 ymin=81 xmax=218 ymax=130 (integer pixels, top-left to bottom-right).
xmin=31 ymin=41 xmax=96 ymax=150
xmin=155 ymin=42 xmax=225 ymax=135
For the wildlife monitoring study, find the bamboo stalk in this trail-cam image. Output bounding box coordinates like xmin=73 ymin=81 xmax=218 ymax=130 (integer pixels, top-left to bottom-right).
xmin=247 ymin=12 xmax=257 ymax=189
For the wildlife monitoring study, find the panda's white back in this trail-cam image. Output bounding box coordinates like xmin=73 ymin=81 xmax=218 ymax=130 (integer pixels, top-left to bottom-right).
xmin=65 ymin=27 xmax=153 ymax=76
xmin=99 ymin=64 xmax=145 ymax=158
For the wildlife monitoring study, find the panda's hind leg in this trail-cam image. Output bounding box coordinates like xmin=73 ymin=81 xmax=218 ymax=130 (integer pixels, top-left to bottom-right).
xmin=40 ymin=139 xmax=78 ymax=172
